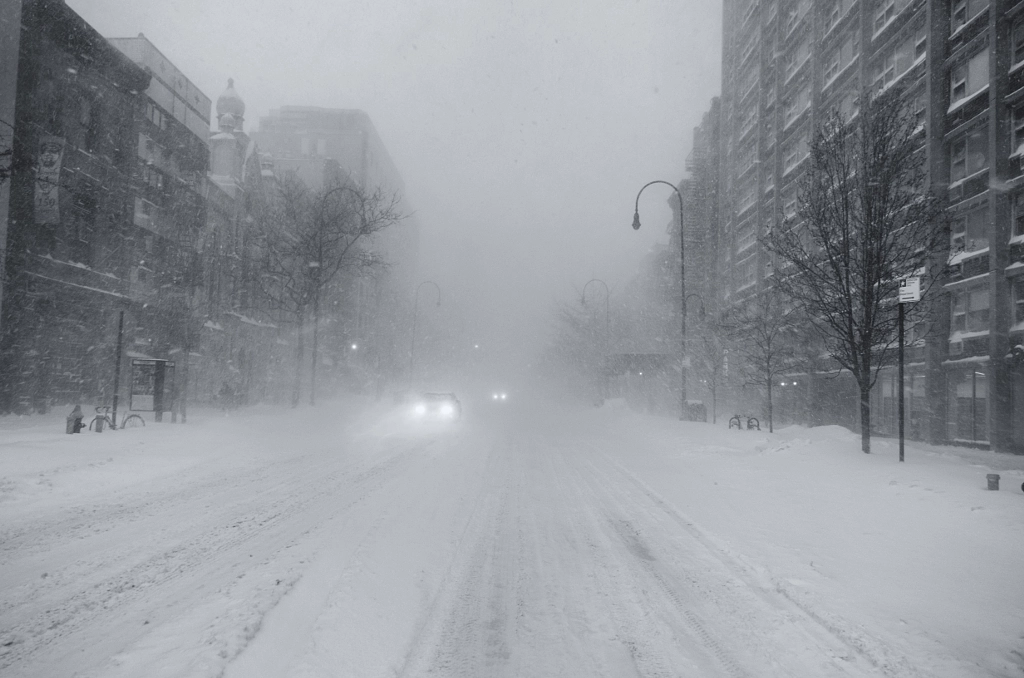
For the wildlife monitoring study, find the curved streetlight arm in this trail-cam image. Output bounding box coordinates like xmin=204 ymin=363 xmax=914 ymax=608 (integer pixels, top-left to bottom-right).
xmin=415 ymin=280 xmax=442 ymax=307
xmin=631 ymin=179 xmax=688 ymax=419
xmin=632 ymin=180 xmax=683 ymax=231
xmin=582 ymin=278 xmax=610 ymax=308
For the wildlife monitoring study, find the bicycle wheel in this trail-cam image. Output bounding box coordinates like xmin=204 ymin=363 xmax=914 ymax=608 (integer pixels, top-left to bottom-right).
xmin=121 ymin=414 xmax=146 ymax=428
xmin=88 ymin=416 xmax=107 ymax=431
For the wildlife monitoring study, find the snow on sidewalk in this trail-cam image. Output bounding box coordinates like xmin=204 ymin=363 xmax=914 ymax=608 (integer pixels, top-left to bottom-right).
xmin=581 ymin=405 xmax=1024 ymax=677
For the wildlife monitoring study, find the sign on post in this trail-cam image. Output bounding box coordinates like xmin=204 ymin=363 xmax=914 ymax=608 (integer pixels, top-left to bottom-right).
xmin=899 ymin=276 xmax=921 ymax=304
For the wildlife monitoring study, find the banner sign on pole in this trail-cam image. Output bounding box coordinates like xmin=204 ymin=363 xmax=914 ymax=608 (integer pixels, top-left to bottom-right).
xmin=899 ymin=276 xmax=921 ymax=304
xmin=34 ymin=135 xmax=64 ymax=224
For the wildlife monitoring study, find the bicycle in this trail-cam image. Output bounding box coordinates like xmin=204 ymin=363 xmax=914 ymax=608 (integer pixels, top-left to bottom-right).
xmin=89 ymin=405 xmax=146 ymax=431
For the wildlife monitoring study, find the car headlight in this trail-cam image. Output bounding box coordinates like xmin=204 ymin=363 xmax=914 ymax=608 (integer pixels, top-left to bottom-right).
xmin=414 ymin=403 xmax=427 ymax=416
xmin=493 ymin=393 xmax=499 ymax=400
xmin=501 ymin=393 xmax=507 ymax=400
xmin=440 ymin=403 xmax=454 ymax=417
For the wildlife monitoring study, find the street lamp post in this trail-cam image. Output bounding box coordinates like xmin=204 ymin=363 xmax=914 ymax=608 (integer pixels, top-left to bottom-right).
xmin=409 ymin=281 xmax=441 ymax=383
xmin=632 ymin=180 xmax=688 ymax=420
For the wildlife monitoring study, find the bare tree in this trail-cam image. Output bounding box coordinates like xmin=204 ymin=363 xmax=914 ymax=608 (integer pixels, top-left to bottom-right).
xmin=723 ymin=287 xmax=798 ymax=433
xmin=544 ymin=298 xmax=607 ymax=403
xmin=766 ymin=87 xmax=945 ymax=453
xmin=253 ymin=177 xmax=402 ymax=407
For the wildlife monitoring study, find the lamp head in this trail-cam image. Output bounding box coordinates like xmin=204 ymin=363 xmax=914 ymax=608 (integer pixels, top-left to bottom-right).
xmin=632 ymin=211 xmax=641 ymax=230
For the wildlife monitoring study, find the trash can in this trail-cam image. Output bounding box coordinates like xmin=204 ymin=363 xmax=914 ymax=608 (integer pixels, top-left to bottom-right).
xmin=987 ymin=474 xmax=1000 ymax=491
xmin=66 ymin=405 xmax=84 ymax=434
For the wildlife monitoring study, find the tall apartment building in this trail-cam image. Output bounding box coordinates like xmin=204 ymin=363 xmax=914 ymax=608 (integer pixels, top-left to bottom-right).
xmin=718 ymin=0 xmax=1024 ymax=452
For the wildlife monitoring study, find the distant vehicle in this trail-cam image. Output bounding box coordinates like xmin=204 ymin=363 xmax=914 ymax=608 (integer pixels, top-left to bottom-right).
xmin=412 ymin=392 xmax=462 ymax=421
xmin=491 ymin=391 xmax=508 ymax=402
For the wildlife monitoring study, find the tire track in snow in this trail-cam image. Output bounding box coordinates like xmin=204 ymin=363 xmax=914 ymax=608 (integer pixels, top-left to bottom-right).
xmin=590 ymin=452 xmax=921 ymax=678
xmin=0 ymin=440 xmax=423 ymax=676
xmin=395 ymin=436 xmax=517 ymax=677
xmin=562 ymin=451 xmax=739 ymax=677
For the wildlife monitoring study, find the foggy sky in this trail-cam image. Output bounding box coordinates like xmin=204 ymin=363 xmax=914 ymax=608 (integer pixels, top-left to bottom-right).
xmin=67 ymin=0 xmax=722 ymax=371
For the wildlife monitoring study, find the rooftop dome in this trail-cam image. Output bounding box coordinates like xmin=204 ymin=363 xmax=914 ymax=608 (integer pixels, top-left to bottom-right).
xmin=216 ymin=78 xmax=245 ymax=120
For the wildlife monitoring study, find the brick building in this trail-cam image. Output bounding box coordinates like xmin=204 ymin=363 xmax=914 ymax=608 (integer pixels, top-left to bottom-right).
xmin=0 ymin=0 xmax=150 ymax=412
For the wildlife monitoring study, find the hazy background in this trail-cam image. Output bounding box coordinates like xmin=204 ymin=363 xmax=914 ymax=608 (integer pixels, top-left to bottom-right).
xmin=68 ymin=0 xmax=723 ymax=373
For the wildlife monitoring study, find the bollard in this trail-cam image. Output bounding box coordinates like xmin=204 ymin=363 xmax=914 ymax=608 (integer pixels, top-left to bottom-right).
xmin=987 ymin=474 xmax=1000 ymax=491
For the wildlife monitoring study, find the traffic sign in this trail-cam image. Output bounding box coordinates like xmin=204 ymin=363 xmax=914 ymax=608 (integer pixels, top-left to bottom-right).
xmin=899 ymin=276 xmax=921 ymax=303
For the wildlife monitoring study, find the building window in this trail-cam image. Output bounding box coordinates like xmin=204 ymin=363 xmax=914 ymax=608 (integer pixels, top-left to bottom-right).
xmin=740 ymin=30 xmax=760 ymax=66
xmin=950 ymin=126 xmax=988 ymax=183
xmin=1012 ymin=106 xmax=1024 ymax=158
xmin=949 ymin=368 xmax=988 ymax=442
xmin=737 ymin=222 xmax=756 ymax=252
xmin=738 ymin=254 xmax=757 ymax=288
xmin=824 ymin=31 xmax=860 ymax=86
xmin=782 ymin=131 xmax=809 ymax=174
xmin=143 ymin=166 xmax=165 ymax=190
xmin=830 ymin=87 xmax=860 ymax=122
xmin=737 ymin=140 xmax=758 ymax=175
xmin=1014 ymin=194 xmax=1024 ymax=238
xmin=782 ymin=186 xmax=799 ymax=220
xmin=738 ymin=103 xmax=758 ymax=139
xmin=1013 ymin=20 xmax=1024 ymax=68
xmin=873 ymin=26 xmax=925 ymax=91
xmin=951 ymin=0 xmax=989 ymax=34
xmin=951 ymin=283 xmax=990 ymax=333
xmin=736 ymin=175 xmax=758 ymax=214
xmin=874 ymin=0 xmax=909 ymax=34
xmin=737 ymin=66 xmax=758 ymax=99
xmin=911 ymin=90 xmax=926 ymax=128
xmin=784 ymin=39 xmax=811 ymax=81
xmin=825 ymin=0 xmax=853 ymax=33
xmin=951 ymin=205 xmax=989 ymax=254
xmin=950 ymin=48 xmax=989 ymax=105
xmin=785 ymin=0 xmax=811 ymax=36
xmin=783 ymin=86 xmax=810 ymax=127
xmin=1013 ymin=277 xmax=1024 ymax=324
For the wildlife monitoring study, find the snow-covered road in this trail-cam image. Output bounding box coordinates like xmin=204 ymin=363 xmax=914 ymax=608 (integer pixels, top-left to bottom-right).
xmin=1 ymin=397 xmax=1021 ymax=677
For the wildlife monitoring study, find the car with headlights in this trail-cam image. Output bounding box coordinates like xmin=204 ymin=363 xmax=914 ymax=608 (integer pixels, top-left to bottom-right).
xmin=411 ymin=392 xmax=462 ymax=421
xmin=491 ymin=390 xmax=508 ymax=402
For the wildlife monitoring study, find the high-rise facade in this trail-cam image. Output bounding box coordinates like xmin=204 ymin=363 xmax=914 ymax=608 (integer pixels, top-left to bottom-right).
xmin=718 ymin=0 xmax=1024 ymax=451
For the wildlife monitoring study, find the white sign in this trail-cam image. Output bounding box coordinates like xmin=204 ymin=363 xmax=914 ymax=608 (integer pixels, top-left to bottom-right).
xmin=899 ymin=276 xmax=921 ymax=303
xmin=34 ymin=136 xmax=64 ymax=224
